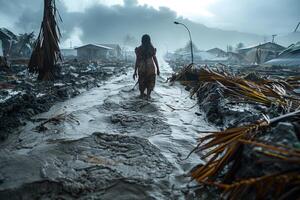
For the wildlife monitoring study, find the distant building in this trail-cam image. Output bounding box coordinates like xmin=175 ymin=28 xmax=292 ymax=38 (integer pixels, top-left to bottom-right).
xmin=238 ymin=42 xmax=286 ymax=64
xmin=0 ymin=28 xmax=15 ymax=57
xmin=99 ymin=44 xmax=122 ymax=58
xmin=75 ymin=44 xmax=113 ymax=60
xmin=207 ymin=48 xmax=227 ymax=57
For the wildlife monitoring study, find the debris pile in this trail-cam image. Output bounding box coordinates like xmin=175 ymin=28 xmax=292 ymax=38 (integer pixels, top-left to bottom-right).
xmin=0 ymin=60 xmax=131 ymax=141
xmin=0 ymin=28 xmax=35 ymax=59
xmin=169 ymin=65 xmax=300 ymax=199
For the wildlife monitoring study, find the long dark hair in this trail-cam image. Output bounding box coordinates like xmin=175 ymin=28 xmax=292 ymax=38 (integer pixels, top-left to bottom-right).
xmin=141 ymin=34 xmax=155 ymax=60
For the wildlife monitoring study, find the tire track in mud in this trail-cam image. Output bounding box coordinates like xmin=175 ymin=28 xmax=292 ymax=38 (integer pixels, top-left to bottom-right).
xmin=0 ymin=66 xmax=216 ymax=199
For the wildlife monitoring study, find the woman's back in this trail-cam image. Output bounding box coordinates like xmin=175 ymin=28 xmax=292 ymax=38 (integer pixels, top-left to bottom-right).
xmin=135 ymin=46 xmax=156 ymax=76
xmin=133 ymin=34 xmax=160 ymax=99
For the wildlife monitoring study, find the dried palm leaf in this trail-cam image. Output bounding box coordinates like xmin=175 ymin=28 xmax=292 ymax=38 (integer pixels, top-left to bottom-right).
xmin=168 ymin=63 xmax=194 ymax=84
xmin=197 ymin=68 xmax=300 ymax=111
xmin=190 ymin=119 xmax=269 ymax=183
xmin=286 ymin=76 xmax=300 ymax=88
xmin=28 ymin=0 xmax=62 ymax=81
xmin=239 ymin=139 xmax=300 ymax=164
xmin=203 ymin=140 xmax=300 ymax=200
xmin=190 ymin=110 xmax=300 ymax=183
xmin=207 ymin=171 xmax=300 ymax=200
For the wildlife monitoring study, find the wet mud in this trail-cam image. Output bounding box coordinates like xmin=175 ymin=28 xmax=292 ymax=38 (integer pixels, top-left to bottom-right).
xmin=0 ymin=64 xmax=215 ymax=199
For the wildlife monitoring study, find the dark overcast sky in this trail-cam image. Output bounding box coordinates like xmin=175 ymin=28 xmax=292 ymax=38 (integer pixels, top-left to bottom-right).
xmin=0 ymin=0 xmax=299 ymax=50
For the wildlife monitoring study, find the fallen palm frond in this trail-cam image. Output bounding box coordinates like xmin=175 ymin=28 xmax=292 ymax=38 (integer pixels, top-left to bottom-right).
xmin=239 ymin=139 xmax=300 ymax=163
xmin=169 ymin=66 xmax=300 ymax=110
xmin=196 ymin=68 xmax=300 ymax=111
xmin=286 ymin=76 xmax=300 ymax=89
xmin=28 ymin=0 xmax=61 ymax=81
xmin=190 ymin=109 xmax=300 ymax=182
xmin=207 ymin=171 xmax=300 ymax=200
xmin=203 ymin=140 xmax=300 ymax=200
xmin=190 ymin=119 xmax=269 ymax=183
xmin=168 ymin=63 xmax=194 ymax=84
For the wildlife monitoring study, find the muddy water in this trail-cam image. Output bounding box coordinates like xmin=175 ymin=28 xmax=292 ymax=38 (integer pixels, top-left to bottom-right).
xmin=0 ymin=64 xmax=216 ymax=199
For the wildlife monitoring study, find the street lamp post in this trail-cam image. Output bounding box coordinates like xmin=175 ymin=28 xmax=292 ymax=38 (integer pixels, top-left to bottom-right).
xmin=174 ymin=21 xmax=194 ymax=64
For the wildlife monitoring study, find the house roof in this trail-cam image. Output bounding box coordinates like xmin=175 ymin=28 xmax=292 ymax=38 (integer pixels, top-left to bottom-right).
xmin=264 ymin=42 xmax=300 ymax=67
xmin=75 ymin=44 xmax=113 ymax=50
xmin=239 ymin=42 xmax=285 ymax=51
xmin=99 ymin=44 xmax=121 ymax=49
xmin=279 ymin=42 xmax=300 ymax=56
xmin=207 ymin=48 xmax=226 ymax=54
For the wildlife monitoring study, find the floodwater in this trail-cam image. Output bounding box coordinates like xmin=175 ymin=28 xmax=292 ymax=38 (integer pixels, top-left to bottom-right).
xmin=0 ymin=63 xmax=216 ymax=199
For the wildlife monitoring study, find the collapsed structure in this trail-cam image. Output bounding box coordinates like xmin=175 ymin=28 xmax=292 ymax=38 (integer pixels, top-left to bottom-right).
xmin=238 ymin=42 xmax=286 ymax=64
xmin=0 ymin=28 xmax=34 ymax=59
xmin=265 ymin=41 xmax=300 ymax=67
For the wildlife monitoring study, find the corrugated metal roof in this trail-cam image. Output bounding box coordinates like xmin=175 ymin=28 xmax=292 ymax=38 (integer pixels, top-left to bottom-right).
xmin=99 ymin=44 xmax=120 ymax=49
xmin=75 ymin=44 xmax=113 ymax=50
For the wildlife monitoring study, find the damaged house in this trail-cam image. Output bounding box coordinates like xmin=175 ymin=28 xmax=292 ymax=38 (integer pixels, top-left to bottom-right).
xmin=264 ymin=41 xmax=300 ymax=67
xmin=75 ymin=43 xmax=122 ymax=61
xmin=238 ymin=42 xmax=286 ymax=64
xmin=76 ymin=44 xmax=113 ymax=61
xmin=207 ymin=47 xmax=227 ymax=57
xmin=0 ymin=28 xmax=15 ymax=57
xmin=0 ymin=28 xmax=34 ymax=60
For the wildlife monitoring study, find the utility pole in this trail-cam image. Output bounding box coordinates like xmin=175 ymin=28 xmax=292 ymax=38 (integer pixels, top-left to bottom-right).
xmin=272 ymin=34 xmax=277 ymax=43
xmin=294 ymin=22 xmax=300 ymax=32
xmin=174 ymin=21 xmax=194 ymax=64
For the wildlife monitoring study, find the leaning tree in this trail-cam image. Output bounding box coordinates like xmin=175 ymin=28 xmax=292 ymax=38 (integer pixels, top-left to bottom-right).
xmin=28 ymin=0 xmax=61 ymax=81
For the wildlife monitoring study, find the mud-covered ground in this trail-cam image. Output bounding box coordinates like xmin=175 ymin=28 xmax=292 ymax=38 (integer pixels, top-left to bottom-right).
xmin=0 ymin=63 xmax=216 ymax=199
xmin=0 ymin=60 xmax=129 ymax=141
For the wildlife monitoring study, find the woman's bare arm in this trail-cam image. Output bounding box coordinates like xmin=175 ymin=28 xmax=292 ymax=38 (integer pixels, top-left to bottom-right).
xmin=133 ymin=48 xmax=139 ymax=80
xmin=153 ymin=55 xmax=160 ymax=76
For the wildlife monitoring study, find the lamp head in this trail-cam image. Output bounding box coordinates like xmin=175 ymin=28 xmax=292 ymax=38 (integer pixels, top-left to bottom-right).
xmin=174 ymin=21 xmax=180 ymax=25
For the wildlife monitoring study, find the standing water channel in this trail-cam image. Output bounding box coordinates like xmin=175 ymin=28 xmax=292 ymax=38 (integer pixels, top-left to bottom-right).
xmin=0 ymin=63 xmax=216 ymax=199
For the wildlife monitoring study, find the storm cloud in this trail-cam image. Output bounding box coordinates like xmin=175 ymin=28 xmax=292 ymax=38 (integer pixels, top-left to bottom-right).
xmin=0 ymin=0 xmax=299 ymax=51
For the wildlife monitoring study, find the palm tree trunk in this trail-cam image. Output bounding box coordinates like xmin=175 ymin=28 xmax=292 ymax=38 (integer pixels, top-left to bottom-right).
xmin=28 ymin=0 xmax=61 ymax=81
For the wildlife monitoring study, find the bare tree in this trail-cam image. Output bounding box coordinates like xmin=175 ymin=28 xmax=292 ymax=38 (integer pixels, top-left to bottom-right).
xmin=28 ymin=0 xmax=61 ymax=81
xmin=227 ymin=45 xmax=233 ymax=52
xmin=236 ymin=42 xmax=244 ymax=50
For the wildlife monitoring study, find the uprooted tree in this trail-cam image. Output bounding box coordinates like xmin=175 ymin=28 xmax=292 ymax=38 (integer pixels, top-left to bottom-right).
xmin=28 ymin=0 xmax=61 ymax=81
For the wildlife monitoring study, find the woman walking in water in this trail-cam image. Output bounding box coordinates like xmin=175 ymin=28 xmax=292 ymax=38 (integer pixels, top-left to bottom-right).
xmin=133 ymin=34 xmax=160 ymax=100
